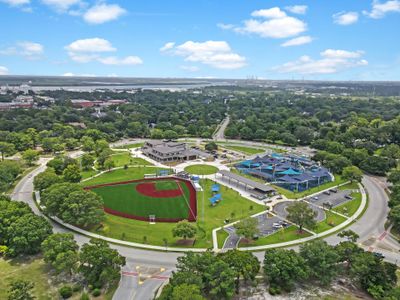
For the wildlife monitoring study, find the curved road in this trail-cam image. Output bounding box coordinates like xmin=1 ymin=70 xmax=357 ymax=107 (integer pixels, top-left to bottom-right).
xmin=11 ymin=154 xmax=399 ymax=299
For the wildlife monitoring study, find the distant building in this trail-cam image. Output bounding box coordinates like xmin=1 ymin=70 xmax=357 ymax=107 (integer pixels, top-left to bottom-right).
xmin=142 ymin=140 xmax=198 ymax=163
xmin=70 ymin=99 xmax=127 ymax=108
xmin=0 ymin=102 xmax=33 ymax=111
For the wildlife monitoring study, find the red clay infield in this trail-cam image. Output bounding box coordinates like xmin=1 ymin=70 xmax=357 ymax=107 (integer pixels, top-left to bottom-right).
xmin=135 ymin=182 xmax=183 ymax=198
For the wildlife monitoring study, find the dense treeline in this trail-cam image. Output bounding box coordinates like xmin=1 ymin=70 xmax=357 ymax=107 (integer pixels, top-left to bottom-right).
xmin=158 ymin=235 xmax=399 ymax=300
xmin=225 ymin=92 xmax=400 ymax=175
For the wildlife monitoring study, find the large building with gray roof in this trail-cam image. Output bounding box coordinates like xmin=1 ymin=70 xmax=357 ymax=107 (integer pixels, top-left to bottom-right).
xmin=142 ymin=140 xmax=198 ymax=163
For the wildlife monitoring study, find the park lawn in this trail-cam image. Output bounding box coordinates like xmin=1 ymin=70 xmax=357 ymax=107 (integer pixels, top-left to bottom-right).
xmin=114 ymin=142 xmax=144 ymax=149
xmin=109 ymin=153 xmax=153 ymax=167
xmin=81 ymin=169 xmax=98 ymax=180
xmin=239 ymin=225 xmax=311 ymax=247
xmin=221 ymin=145 xmax=265 ymax=155
xmin=338 ymin=182 xmax=359 ymax=190
xmin=0 ymin=257 xmax=62 ymax=300
xmin=217 ymin=229 xmax=229 ymax=249
xmin=184 ymin=164 xmax=219 ymax=175
xmin=313 ymin=211 xmax=348 ymax=234
xmin=91 ymin=179 xmax=265 ymax=248
xmin=91 ymin=179 xmax=191 ymax=219
xmin=272 ymin=175 xmax=346 ymax=199
xmin=333 ymin=192 xmax=362 ymax=217
xmin=81 ymin=166 xmax=168 ymax=187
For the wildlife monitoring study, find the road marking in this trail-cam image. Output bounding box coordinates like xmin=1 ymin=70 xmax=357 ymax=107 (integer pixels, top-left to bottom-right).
xmin=378 ymin=231 xmax=388 ymax=241
xmin=122 ymin=271 xmax=139 ymax=277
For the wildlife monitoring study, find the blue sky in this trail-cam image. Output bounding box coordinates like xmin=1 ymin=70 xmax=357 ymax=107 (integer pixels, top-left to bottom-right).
xmin=0 ymin=0 xmax=399 ymax=80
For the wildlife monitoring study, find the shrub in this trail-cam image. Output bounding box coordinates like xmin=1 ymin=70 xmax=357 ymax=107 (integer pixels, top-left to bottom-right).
xmin=59 ymin=285 xmax=73 ymax=299
xmin=92 ymin=288 xmax=101 ymax=297
xmin=268 ymin=285 xmax=282 ymax=295
xmin=80 ymin=292 xmax=90 ymax=300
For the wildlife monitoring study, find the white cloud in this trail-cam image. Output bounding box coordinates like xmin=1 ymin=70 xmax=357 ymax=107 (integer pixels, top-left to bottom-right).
xmin=65 ymin=38 xmax=142 ymax=66
xmin=274 ymin=49 xmax=368 ymax=74
xmin=251 ymin=7 xmax=287 ymax=18
xmin=65 ymin=38 xmax=116 ymax=52
xmin=0 ymin=41 xmax=43 ymax=59
xmin=227 ymin=7 xmax=307 ymax=39
xmin=363 ymin=0 xmax=400 ymax=18
xmin=83 ymin=3 xmax=126 ymax=24
xmin=62 ymin=72 xmax=97 ymax=77
xmin=18 ymin=41 xmax=44 ymax=58
xmin=162 ymin=40 xmax=246 ymax=70
xmin=0 ymin=66 xmax=9 ymax=75
xmin=180 ymin=65 xmax=200 ymax=72
xmin=333 ymin=11 xmax=359 ymax=25
xmin=281 ymin=36 xmax=313 ymax=47
xmin=160 ymin=42 xmax=175 ymax=52
xmin=97 ymin=56 xmax=142 ymax=65
xmin=285 ymin=5 xmax=308 ymax=15
xmin=217 ymin=23 xmax=235 ymax=30
xmin=41 ymin=0 xmax=81 ymax=12
xmin=1 ymin=0 xmax=29 ymax=6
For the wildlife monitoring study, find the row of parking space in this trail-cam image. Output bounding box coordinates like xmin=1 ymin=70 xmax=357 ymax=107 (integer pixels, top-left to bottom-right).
xmin=307 ymin=188 xmax=356 ymax=208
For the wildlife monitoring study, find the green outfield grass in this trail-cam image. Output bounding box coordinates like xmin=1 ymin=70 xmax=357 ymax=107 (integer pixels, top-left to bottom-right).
xmin=81 ymin=166 xmax=168 ymax=186
xmin=184 ymin=164 xmax=219 ymax=175
xmin=90 ymin=178 xmax=265 ymax=248
xmin=91 ymin=179 xmax=191 ymax=219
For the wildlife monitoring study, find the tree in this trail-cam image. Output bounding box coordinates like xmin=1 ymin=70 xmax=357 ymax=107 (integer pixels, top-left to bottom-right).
xmin=207 ymin=260 xmax=236 ymax=299
xmin=33 ymin=168 xmax=62 ymax=192
xmin=41 ymin=183 xmax=104 ymax=227
xmin=338 ymin=229 xmax=359 ymax=243
xmin=41 ymin=233 xmax=79 ymax=275
xmin=172 ymin=220 xmax=197 ymax=240
xmin=388 ymin=169 xmax=400 ymax=185
xmin=103 ymin=158 xmax=115 ymax=171
xmin=300 ymin=240 xmax=339 ymax=286
xmin=171 ymin=284 xmax=204 ymax=300
xmin=80 ymin=153 xmax=95 ymax=171
xmin=294 ymin=126 xmax=314 ymax=145
xmin=233 ymin=217 xmax=259 ymax=240
xmin=0 ymin=142 xmax=15 ymax=161
xmin=389 ymin=205 xmax=400 ymax=231
xmin=286 ymin=201 xmax=316 ymax=233
xmin=79 ymin=239 xmax=126 ymax=288
xmin=205 ymin=142 xmax=218 ymax=152
xmin=81 ymin=136 xmax=95 ymax=152
xmin=220 ymin=249 xmax=260 ymax=292
xmin=360 ymin=156 xmax=390 ymax=176
xmin=164 ymin=130 xmax=178 ymax=140
xmin=350 ymin=251 xmax=397 ymax=298
xmin=60 ymin=190 xmax=104 ymax=227
xmin=7 ymin=214 xmax=52 ymax=256
xmin=151 ymin=129 xmax=164 ymax=139
xmin=342 ymin=166 xmax=363 ymax=183
xmin=95 ymin=139 xmax=110 ymax=156
xmin=7 ymin=280 xmax=35 ymax=300
xmin=263 ymin=249 xmax=308 ymax=291
xmin=22 ymin=149 xmax=39 ymax=166
xmin=62 ymin=164 xmax=82 ymax=183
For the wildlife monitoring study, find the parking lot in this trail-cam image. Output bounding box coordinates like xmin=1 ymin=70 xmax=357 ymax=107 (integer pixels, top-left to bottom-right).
xmin=307 ymin=189 xmax=355 ymax=208
xmin=222 ymin=212 xmax=290 ymax=249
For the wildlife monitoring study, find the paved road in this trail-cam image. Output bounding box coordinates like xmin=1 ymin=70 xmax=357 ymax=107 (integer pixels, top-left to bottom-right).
xmin=273 ymin=201 xmax=326 ymax=222
xmin=213 ymin=116 xmax=230 ymax=140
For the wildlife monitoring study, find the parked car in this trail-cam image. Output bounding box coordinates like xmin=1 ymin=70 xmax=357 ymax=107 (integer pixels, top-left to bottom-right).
xmin=330 ymin=188 xmax=338 ymax=193
xmin=373 ymin=252 xmax=385 ymax=259
xmin=312 ymin=196 xmax=319 ymax=201
xmin=345 ymin=195 xmax=353 ymax=200
xmin=323 ymin=190 xmax=331 ymax=195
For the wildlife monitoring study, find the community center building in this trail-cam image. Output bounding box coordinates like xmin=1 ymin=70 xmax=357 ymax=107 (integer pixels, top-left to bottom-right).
xmin=142 ymin=140 xmax=198 ymax=163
